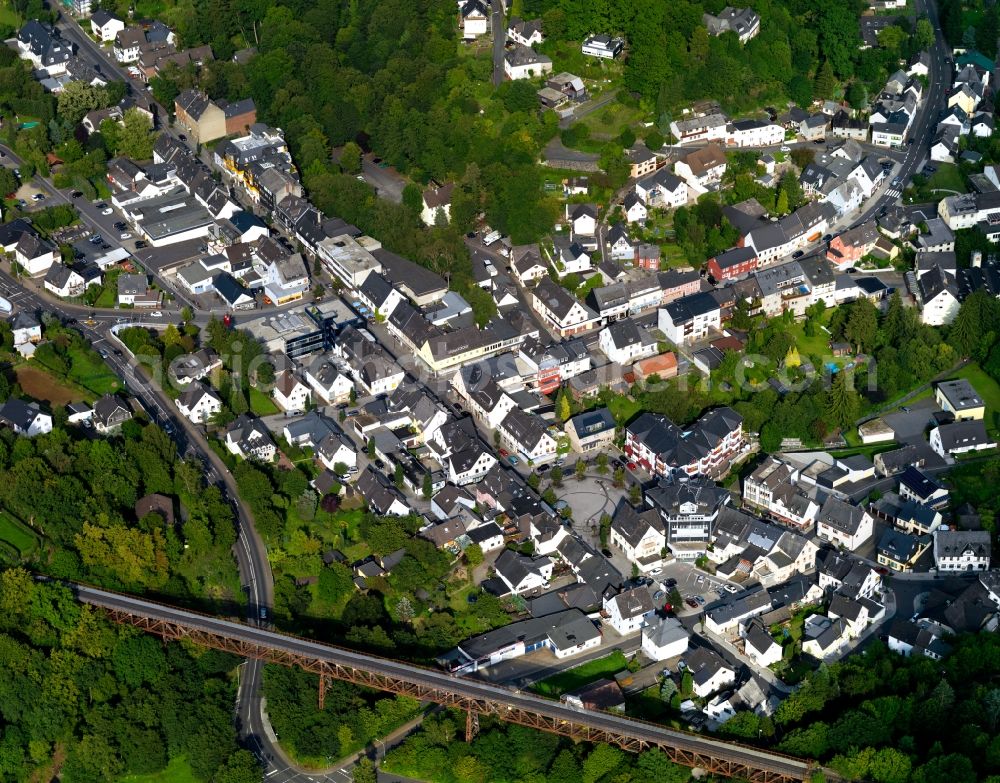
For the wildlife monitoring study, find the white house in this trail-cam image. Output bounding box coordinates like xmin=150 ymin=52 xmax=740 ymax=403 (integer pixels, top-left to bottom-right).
xmin=641 ymin=617 xmax=689 ymax=661
xmin=503 ymin=44 xmax=552 ymax=80
xmin=684 ymin=647 xmax=736 ymax=698
xmin=305 ymin=361 xmax=354 ymax=404
xmin=460 ymin=0 xmax=490 ymax=39
xmin=635 ymin=169 xmax=688 ymax=209
xmin=494 ymin=549 xmax=553 ymax=595
xmin=272 ymin=370 xmax=312 ymax=412
xmin=316 ymin=432 xmax=358 ymax=473
xmin=555 ymin=241 xmax=592 ymax=276
xmin=598 ymin=319 xmax=655 ymax=366
xmin=89 ymin=10 xmax=125 ymax=42
xmin=225 ymin=415 xmax=278 ymax=462
xmin=802 ymin=616 xmax=850 ymax=661
xmin=623 ymin=192 xmax=647 ymax=224
xmin=567 ymin=203 xmax=598 ymax=238
xmin=816 ymin=496 xmax=874 ymax=550
xmin=742 ymin=619 xmax=783 ymax=667
xmin=43 ymin=265 xmax=86 ymax=298
xmin=610 ymin=503 xmax=665 ymax=567
xmin=0 ymin=399 xmax=53 ymax=437
xmin=603 ymin=588 xmax=655 ymax=635
xmin=930 ymin=420 xmax=996 ymax=458
xmin=918 ymin=267 xmax=960 ymax=326
xmin=934 ymin=529 xmax=991 ymax=572
xmin=726 ymin=119 xmax=784 ymax=147
xmin=175 ymin=382 xmax=222 ymax=424
xmin=658 ymin=292 xmax=722 ymax=346
xmin=14 ymin=234 xmax=56 ymax=276
xmin=421 ymin=183 xmax=454 ymax=226
xmin=581 ymin=34 xmax=623 ymax=59
xmin=508 ymin=17 xmax=543 ymax=47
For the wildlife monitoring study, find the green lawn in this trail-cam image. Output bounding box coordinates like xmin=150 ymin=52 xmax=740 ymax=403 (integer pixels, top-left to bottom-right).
xmin=605 ymin=394 xmax=644 ymax=426
xmin=532 ymin=650 xmax=628 ymax=697
xmin=0 ymin=512 xmax=39 ymax=556
xmin=926 ymin=164 xmax=966 ymax=193
xmin=579 ymin=100 xmax=647 ymax=139
xmin=0 ymin=3 xmax=21 ymax=28
xmin=67 ymin=345 xmax=122 ymax=396
xmin=249 ymin=387 xmax=278 ymax=416
xmin=119 ymin=757 xmax=198 ymax=783
xmin=786 ymin=313 xmax=834 ymax=359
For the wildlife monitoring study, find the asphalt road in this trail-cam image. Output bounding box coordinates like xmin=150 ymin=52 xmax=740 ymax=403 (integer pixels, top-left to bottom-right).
xmin=490 ymin=0 xmax=505 ymax=87
xmin=72 ymin=581 xmax=817 ymax=782
xmin=847 ymin=0 xmax=949 ymax=231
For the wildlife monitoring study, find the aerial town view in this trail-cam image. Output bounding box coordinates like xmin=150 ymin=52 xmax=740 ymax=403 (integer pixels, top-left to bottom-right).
xmin=1 ymin=0 xmax=1000 ymax=780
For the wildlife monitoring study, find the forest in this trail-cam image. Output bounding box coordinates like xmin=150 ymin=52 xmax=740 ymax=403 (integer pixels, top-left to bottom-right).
xmin=0 ymin=568 xmax=258 ymax=783
xmin=0 ymin=383 xmax=241 ymax=602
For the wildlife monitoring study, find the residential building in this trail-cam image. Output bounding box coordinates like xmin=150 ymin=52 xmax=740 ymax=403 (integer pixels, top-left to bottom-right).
xmin=581 ymin=34 xmax=623 ymax=59
xmin=272 ymin=370 xmax=312 ymax=411
xmin=531 ymin=278 xmax=599 ymax=337
xmin=674 ymin=144 xmax=727 ymax=190
xmin=707 ymin=247 xmax=757 ymax=282
xmin=498 ymin=408 xmax=558 ymax=464
xmin=90 ymin=10 xmax=125 ymax=42
xmin=670 ymin=114 xmax=728 ymax=146
xmin=225 ymin=414 xmax=277 ymax=461
xmin=14 ymin=233 xmax=56 ymax=276
xmin=703 ymin=6 xmax=761 ymax=42
xmin=420 ymin=183 xmax=454 ymax=226
xmin=877 ymin=528 xmax=929 ymax=572
xmin=641 ymin=617 xmax=689 ymax=661
xmin=610 ymin=502 xmax=666 ymax=568
xmin=565 ymin=407 xmax=616 ymax=453
xmin=459 ymin=0 xmax=489 ymax=39
xmin=898 ymin=466 xmax=949 ymax=508
xmin=17 ymin=21 xmax=72 ymax=74
xmin=635 ymin=169 xmax=688 ymax=209
xmin=917 ymin=266 xmax=960 ymax=326
xmin=658 ymin=291 xmax=722 ymax=345
xmin=935 ymin=379 xmax=985 ymax=421
xmin=683 ymin=647 xmax=737 ymax=698
xmin=743 ymin=618 xmax=782 ymax=667
xmin=625 ymin=408 xmax=745 ymax=481
xmin=504 ymin=44 xmax=552 ymax=80
xmin=598 ymin=319 xmax=655 ymax=365
xmin=0 ymin=399 xmax=53 ymax=437
xmin=603 ymin=587 xmax=655 ymax=635
xmin=816 ymin=496 xmax=874 ymax=550
xmin=930 ymin=420 xmax=996 ymax=457
xmin=726 ymin=119 xmax=783 ymax=147
xmin=508 ymin=17 xmax=543 ymax=46
xmin=92 ymin=394 xmax=133 ymax=433
xmin=742 ymin=457 xmax=819 ymax=532
xmin=494 ymin=549 xmax=553 ymax=594
xmin=175 ymin=89 xmax=256 ymax=144
xmin=934 ymin=529 xmax=991 ymax=572
xmin=175 ymin=382 xmax=222 ymax=424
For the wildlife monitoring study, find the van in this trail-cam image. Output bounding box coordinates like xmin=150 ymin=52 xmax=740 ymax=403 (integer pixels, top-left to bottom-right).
xmin=283 ymin=409 xmax=303 ymax=417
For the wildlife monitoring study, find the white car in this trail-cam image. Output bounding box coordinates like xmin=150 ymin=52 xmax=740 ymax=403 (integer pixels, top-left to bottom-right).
xmin=150 ymin=311 xmax=163 ymax=318
xmin=101 ymin=207 xmax=113 ymax=215
xmin=120 ymin=232 xmax=132 ymax=239
xmin=723 ymin=584 xmax=739 ymax=594
xmin=780 ymin=145 xmax=791 ymax=152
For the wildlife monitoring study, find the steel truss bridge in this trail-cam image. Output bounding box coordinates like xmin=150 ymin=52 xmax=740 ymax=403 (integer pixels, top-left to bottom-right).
xmin=71 ymin=582 xmax=824 ymax=783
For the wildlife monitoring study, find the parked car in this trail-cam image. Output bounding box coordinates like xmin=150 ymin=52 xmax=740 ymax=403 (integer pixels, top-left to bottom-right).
xmin=135 ymin=240 xmax=148 ymax=249
xmin=99 ymin=205 xmax=113 ymax=215
xmin=664 ymin=578 xmax=677 ymax=588
xmin=498 ymin=448 xmax=509 ymax=458
xmin=114 ymin=221 xmax=127 ymax=231
xmin=694 ymin=595 xmax=706 ymax=605
xmin=723 ymin=584 xmax=738 ymax=594
xmin=70 ymin=190 xmax=83 ymax=198
xmin=31 ymin=193 xmax=44 ymax=201
xmin=120 ymin=232 xmax=132 ymax=240
xmin=508 ymin=455 xmax=519 ymax=465
xmin=150 ymin=311 xmax=163 ymax=318
xmin=685 ymin=598 xmax=699 ymax=608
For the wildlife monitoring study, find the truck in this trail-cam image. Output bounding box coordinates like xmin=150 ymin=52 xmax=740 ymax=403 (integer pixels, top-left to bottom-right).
xmin=482 ymin=229 xmax=501 ymax=246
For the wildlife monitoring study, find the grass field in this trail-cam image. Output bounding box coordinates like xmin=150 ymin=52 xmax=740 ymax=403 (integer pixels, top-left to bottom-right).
xmin=953 ymin=363 xmax=1000 ymax=418
xmin=0 ymin=3 xmax=20 ymax=28
xmin=532 ymin=650 xmax=628 ymax=697
xmin=68 ymin=346 xmax=122 ymax=396
xmin=249 ymin=387 xmax=278 ymax=416
xmin=119 ymin=757 xmax=198 ymax=783
xmin=15 ymin=365 xmax=84 ymax=405
xmin=0 ymin=512 xmax=40 ymax=556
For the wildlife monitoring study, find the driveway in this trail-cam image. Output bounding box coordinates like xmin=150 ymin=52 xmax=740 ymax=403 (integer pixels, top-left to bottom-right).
xmin=881 ymin=398 xmax=937 ymax=443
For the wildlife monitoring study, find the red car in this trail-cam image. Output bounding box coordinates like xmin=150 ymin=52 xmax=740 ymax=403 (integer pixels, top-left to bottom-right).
xmin=627 ymin=462 xmax=637 ymax=471
xmin=499 ymin=448 xmax=509 ymax=458
xmin=685 ymin=598 xmax=699 ymax=609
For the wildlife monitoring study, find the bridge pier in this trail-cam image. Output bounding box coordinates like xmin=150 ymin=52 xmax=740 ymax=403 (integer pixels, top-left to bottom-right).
xmin=465 ymin=709 xmax=479 ymax=743
xmin=318 ymin=672 xmax=325 ymax=710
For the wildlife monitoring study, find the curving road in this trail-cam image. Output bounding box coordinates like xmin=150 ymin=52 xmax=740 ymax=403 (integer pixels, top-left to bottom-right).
xmin=72 ymin=581 xmax=821 ymax=783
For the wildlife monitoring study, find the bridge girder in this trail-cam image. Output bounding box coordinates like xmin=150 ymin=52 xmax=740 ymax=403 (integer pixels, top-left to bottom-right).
xmin=100 ymin=607 xmax=811 ymax=783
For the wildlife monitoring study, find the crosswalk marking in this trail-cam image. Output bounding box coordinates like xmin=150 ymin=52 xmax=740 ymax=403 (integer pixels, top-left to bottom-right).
xmin=884 ymin=188 xmax=902 ymax=199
